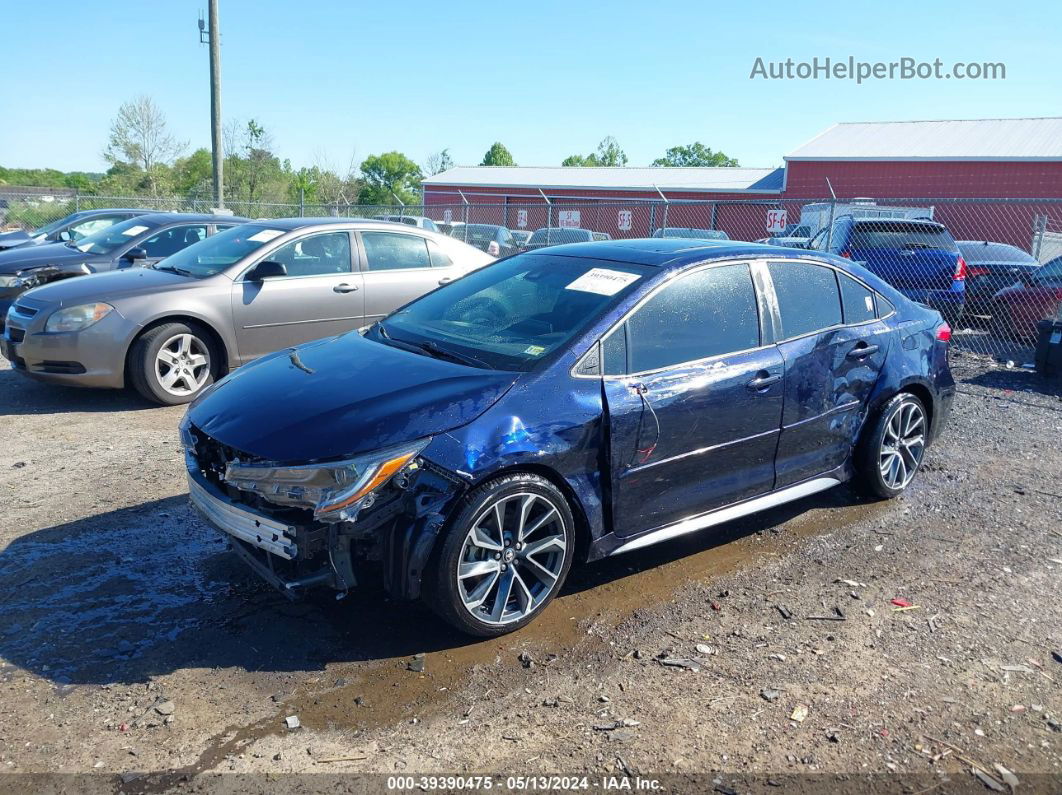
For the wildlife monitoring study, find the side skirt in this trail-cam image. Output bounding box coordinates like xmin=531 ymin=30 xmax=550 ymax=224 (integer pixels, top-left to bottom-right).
xmin=608 ymin=476 xmax=842 ymax=556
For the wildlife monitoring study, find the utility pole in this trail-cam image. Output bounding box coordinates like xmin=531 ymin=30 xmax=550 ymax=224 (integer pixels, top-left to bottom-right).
xmin=200 ymin=2 xmax=224 ymax=208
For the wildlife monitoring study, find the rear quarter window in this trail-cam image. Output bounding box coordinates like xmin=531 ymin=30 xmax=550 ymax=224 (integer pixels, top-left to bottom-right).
xmin=838 ymin=273 xmax=877 ymax=324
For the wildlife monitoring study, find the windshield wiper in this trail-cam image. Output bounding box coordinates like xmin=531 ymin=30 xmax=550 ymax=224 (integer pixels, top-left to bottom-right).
xmin=377 ymin=325 xmax=487 ymax=368
xmin=153 ymin=264 xmax=193 ymax=276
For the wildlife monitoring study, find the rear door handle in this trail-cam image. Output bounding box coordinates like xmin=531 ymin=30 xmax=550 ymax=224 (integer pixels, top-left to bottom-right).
xmin=438 ymin=277 xmax=453 ymax=286
xmin=333 ymin=283 xmax=359 ymax=293
xmin=847 ymin=343 xmax=879 ymax=359
xmin=746 ymin=372 xmax=782 ymax=391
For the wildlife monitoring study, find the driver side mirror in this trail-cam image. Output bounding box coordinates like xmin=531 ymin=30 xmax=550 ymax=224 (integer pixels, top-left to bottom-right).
xmin=246 ymin=260 xmax=287 ymax=281
xmin=56 ymin=230 xmax=72 ymax=242
xmin=124 ymin=247 xmax=147 ymax=261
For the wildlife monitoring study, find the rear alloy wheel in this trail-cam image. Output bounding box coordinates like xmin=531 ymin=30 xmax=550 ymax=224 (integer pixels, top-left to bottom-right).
xmin=854 ymin=393 xmax=928 ymax=500
xmin=129 ymin=322 xmax=217 ymax=405
xmin=427 ymin=474 xmax=574 ymax=636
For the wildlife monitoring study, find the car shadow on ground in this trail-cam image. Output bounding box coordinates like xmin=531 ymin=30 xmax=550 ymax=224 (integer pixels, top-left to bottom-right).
xmin=0 ymin=485 xmax=869 ymax=687
xmin=0 ymin=366 xmax=155 ymax=416
xmin=959 ymin=365 xmax=1062 ymax=398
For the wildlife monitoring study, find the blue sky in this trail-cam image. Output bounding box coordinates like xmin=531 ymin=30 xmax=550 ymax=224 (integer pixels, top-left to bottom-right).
xmin=2 ymin=0 xmax=1058 ymax=173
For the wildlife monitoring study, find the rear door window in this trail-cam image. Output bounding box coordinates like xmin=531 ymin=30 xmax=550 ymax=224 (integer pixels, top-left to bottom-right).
xmin=768 ymin=262 xmax=842 ymax=339
xmin=141 ymin=225 xmax=209 ymax=258
xmin=362 ymin=232 xmax=432 ymax=270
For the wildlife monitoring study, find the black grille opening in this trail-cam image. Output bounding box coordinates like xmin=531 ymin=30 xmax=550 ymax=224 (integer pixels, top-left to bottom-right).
xmin=35 ymin=361 xmax=86 ymax=374
xmin=7 ymin=327 xmax=25 ymax=343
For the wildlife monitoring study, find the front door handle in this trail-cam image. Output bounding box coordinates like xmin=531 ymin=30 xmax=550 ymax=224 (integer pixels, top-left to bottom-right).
xmin=847 ymin=343 xmax=879 ymax=359
xmin=333 ymin=283 xmax=359 ymax=293
xmin=746 ymin=371 xmax=782 ymax=391
xmin=438 ymin=277 xmax=453 ymax=286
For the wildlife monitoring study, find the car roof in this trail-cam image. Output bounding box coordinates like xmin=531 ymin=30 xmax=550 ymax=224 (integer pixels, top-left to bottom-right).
xmin=846 ymin=217 xmax=943 ymax=228
xmin=244 ymin=217 xmax=449 ymax=232
xmin=531 ymin=238 xmax=839 ymax=268
xmin=74 ymin=208 xmax=155 ymax=216
xmin=132 ymin=212 xmax=251 ymax=225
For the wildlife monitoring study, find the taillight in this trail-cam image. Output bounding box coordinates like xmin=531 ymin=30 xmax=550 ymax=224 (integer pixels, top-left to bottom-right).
xmin=954 ymin=256 xmax=968 ymax=281
xmin=936 ymin=322 xmax=952 ymax=342
xmin=839 ymin=249 xmax=851 ymax=259
xmin=967 ymin=265 xmax=989 ymax=278
xmin=487 ymin=241 xmax=500 ymax=256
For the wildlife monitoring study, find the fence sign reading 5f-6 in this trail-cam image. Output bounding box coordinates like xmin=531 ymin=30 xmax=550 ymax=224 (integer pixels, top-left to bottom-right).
xmin=766 ymin=209 xmax=787 ymax=233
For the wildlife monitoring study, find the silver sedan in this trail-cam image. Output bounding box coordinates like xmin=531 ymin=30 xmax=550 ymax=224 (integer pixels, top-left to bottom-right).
xmin=1 ymin=218 xmax=494 ymax=404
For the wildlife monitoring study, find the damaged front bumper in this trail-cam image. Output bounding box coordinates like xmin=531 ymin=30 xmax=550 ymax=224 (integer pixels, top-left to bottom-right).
xmin=183 ymin=428 xmax=464 ymax=602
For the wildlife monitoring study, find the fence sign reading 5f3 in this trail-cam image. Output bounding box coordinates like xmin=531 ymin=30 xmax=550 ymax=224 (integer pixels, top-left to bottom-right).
xmin=517 ymin=209 xmax=528 ymax=228
xmin=766 ymin=209 xmax=787 ymax=233
xmin=617 ymin=210 xmax=632 ymax=231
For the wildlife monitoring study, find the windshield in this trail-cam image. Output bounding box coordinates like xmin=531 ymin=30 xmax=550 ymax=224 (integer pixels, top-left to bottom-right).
xmin=528 ymin=228 xmax=591 ymax=245
xmin=151 ymin=224 xmax=286 ymax=278
xmin=32 ymin=212 xmax=82 ymax=240
xmin=376 ymin=253 xmax=651 ymax=371
xmin=75 ymin=217 xmax=158 ymax=255
xmin=464 ymin=225 xmax=503 ymax=244
xmin=851 ymin=223 xmax=957 ymax=252
xmin=958 ymin=242 xmax=1038 ymax=264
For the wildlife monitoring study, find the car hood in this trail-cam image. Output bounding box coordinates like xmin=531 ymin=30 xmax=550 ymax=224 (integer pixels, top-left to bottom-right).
xmin=0 ymin=241 xmax=96 ymax=273
xmin=18 ymin=267 xmax=193 ymax=307
xmin=187 ymin=333 xmax=522 ymax=462
xmin=0 ymin=230 xmax=36 ymax=250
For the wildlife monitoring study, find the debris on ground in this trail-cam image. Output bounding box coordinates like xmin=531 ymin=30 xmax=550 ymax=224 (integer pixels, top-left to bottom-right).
xmin=153 ymin=701 xmax=175 ymax=716
xmin=518 ymin=652 xmax=534 ymax=669
xmin=760 ymin=689 xmax=780 ymax=703
xmin=593 ymin=719 xmax=640 ymax=731
xmin=790 ymin=705 xmax=809 ymax=723
xmin=655 ymin=656 xmax=702 ymax=672
xmin=284 ymin=716 xmax=300 ymax=731
xmin=407 ymin=654 xmax=426 ymax=673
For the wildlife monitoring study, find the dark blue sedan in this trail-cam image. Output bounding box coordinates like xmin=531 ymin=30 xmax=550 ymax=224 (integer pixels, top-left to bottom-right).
xmin=182 ymin=239 xmax=955 ymax=635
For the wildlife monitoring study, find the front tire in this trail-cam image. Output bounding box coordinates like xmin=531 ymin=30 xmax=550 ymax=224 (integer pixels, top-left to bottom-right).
xmin=854 ymin=393 xmax=928 ymax=500
xmin=128 ymin=321 xmax=217 ymax=405
xmin=425 ymin=473 xmax=575 ymax=636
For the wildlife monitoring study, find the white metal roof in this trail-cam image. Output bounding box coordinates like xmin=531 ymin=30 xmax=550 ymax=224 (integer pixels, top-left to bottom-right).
xmin=786 ymin=117 xmax=1062 ymax=161
xmin=422 ymin=166 xmax=785 ymax=193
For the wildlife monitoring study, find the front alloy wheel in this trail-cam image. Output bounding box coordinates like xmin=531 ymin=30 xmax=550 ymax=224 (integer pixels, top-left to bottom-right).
xmin=428 ymin=474 xmax=574 ymax=636
xmin=129 ymin=321 xmax=217 ymax=405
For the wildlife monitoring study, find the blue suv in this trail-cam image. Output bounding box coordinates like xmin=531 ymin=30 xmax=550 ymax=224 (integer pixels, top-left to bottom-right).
xmin=810 ymin=217 xmax=966 ymax=327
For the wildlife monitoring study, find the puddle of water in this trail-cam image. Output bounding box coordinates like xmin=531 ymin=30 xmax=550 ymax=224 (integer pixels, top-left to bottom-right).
xmin=138 ymin=488 xmax=889 ymax=788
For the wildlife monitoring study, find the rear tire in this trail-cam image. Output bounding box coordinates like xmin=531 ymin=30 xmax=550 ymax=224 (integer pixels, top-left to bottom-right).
xmin=128 ymin=321 xmax=218 ymax=405
xmin=424 ymin=473 xmax=575 ymax=637
xmin=853 ymin=393 xmax=928 ymax=500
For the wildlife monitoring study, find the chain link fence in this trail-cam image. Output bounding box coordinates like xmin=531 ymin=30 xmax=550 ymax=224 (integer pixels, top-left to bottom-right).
xmin=2 ymin=188 xmax=1059 ymax=363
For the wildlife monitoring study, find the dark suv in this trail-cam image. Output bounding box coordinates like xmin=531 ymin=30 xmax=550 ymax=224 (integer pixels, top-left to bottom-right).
xmin=810 ymin=218 xmax=966 ymax=326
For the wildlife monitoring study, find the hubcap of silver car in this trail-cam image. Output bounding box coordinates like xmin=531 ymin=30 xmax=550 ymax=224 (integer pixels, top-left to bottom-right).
xmin=155 ymin=333 xmax=211 ymax=396
xmin=879 ymin=400 xmax=926 ymax=490
xmin=457 ymin=493 xmax=567 ymax=626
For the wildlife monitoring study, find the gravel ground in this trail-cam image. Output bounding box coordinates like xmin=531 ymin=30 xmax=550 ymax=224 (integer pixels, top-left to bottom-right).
xmin=0 ymin=351 xmax=1060 ymax=793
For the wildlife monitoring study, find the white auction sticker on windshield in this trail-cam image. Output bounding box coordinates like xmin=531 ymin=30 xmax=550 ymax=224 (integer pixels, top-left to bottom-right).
xmin=248 ymin=229 xmax=284 ymax=243
xmin=122 ymin=225 xmax=149 ymax=236
xmin=566 ymin=268 xmax=640 ymax=296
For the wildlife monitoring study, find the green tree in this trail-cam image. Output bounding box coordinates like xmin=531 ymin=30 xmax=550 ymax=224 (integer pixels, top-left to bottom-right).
xmin=562 ymin=137 xmax=628 ymax=167
xmin=172 ymin=148 xmax=214 ymax=197
xmin=480 ymin=142 xmax=515 ymax=166
xmin=103 ymin=95 xmax=186 ymax=196
xmin=358 ymin=151 xmax=423 ymax=205
xmin=652 ymin=142 xmax=739 ymax=167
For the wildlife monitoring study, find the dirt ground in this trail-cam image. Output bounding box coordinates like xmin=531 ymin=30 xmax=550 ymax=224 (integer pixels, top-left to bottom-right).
xmin=1 ymin=351 xmax=1061 ymax=793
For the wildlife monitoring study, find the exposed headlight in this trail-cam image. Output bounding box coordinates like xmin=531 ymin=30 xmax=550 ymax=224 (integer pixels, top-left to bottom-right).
xmin=45 ymin=302 xmax=114 ymax=333
xmin=0 ymin=275 xmax=22 ymax=288
xmin=223 ymin=438 xmax=431 ymax=522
